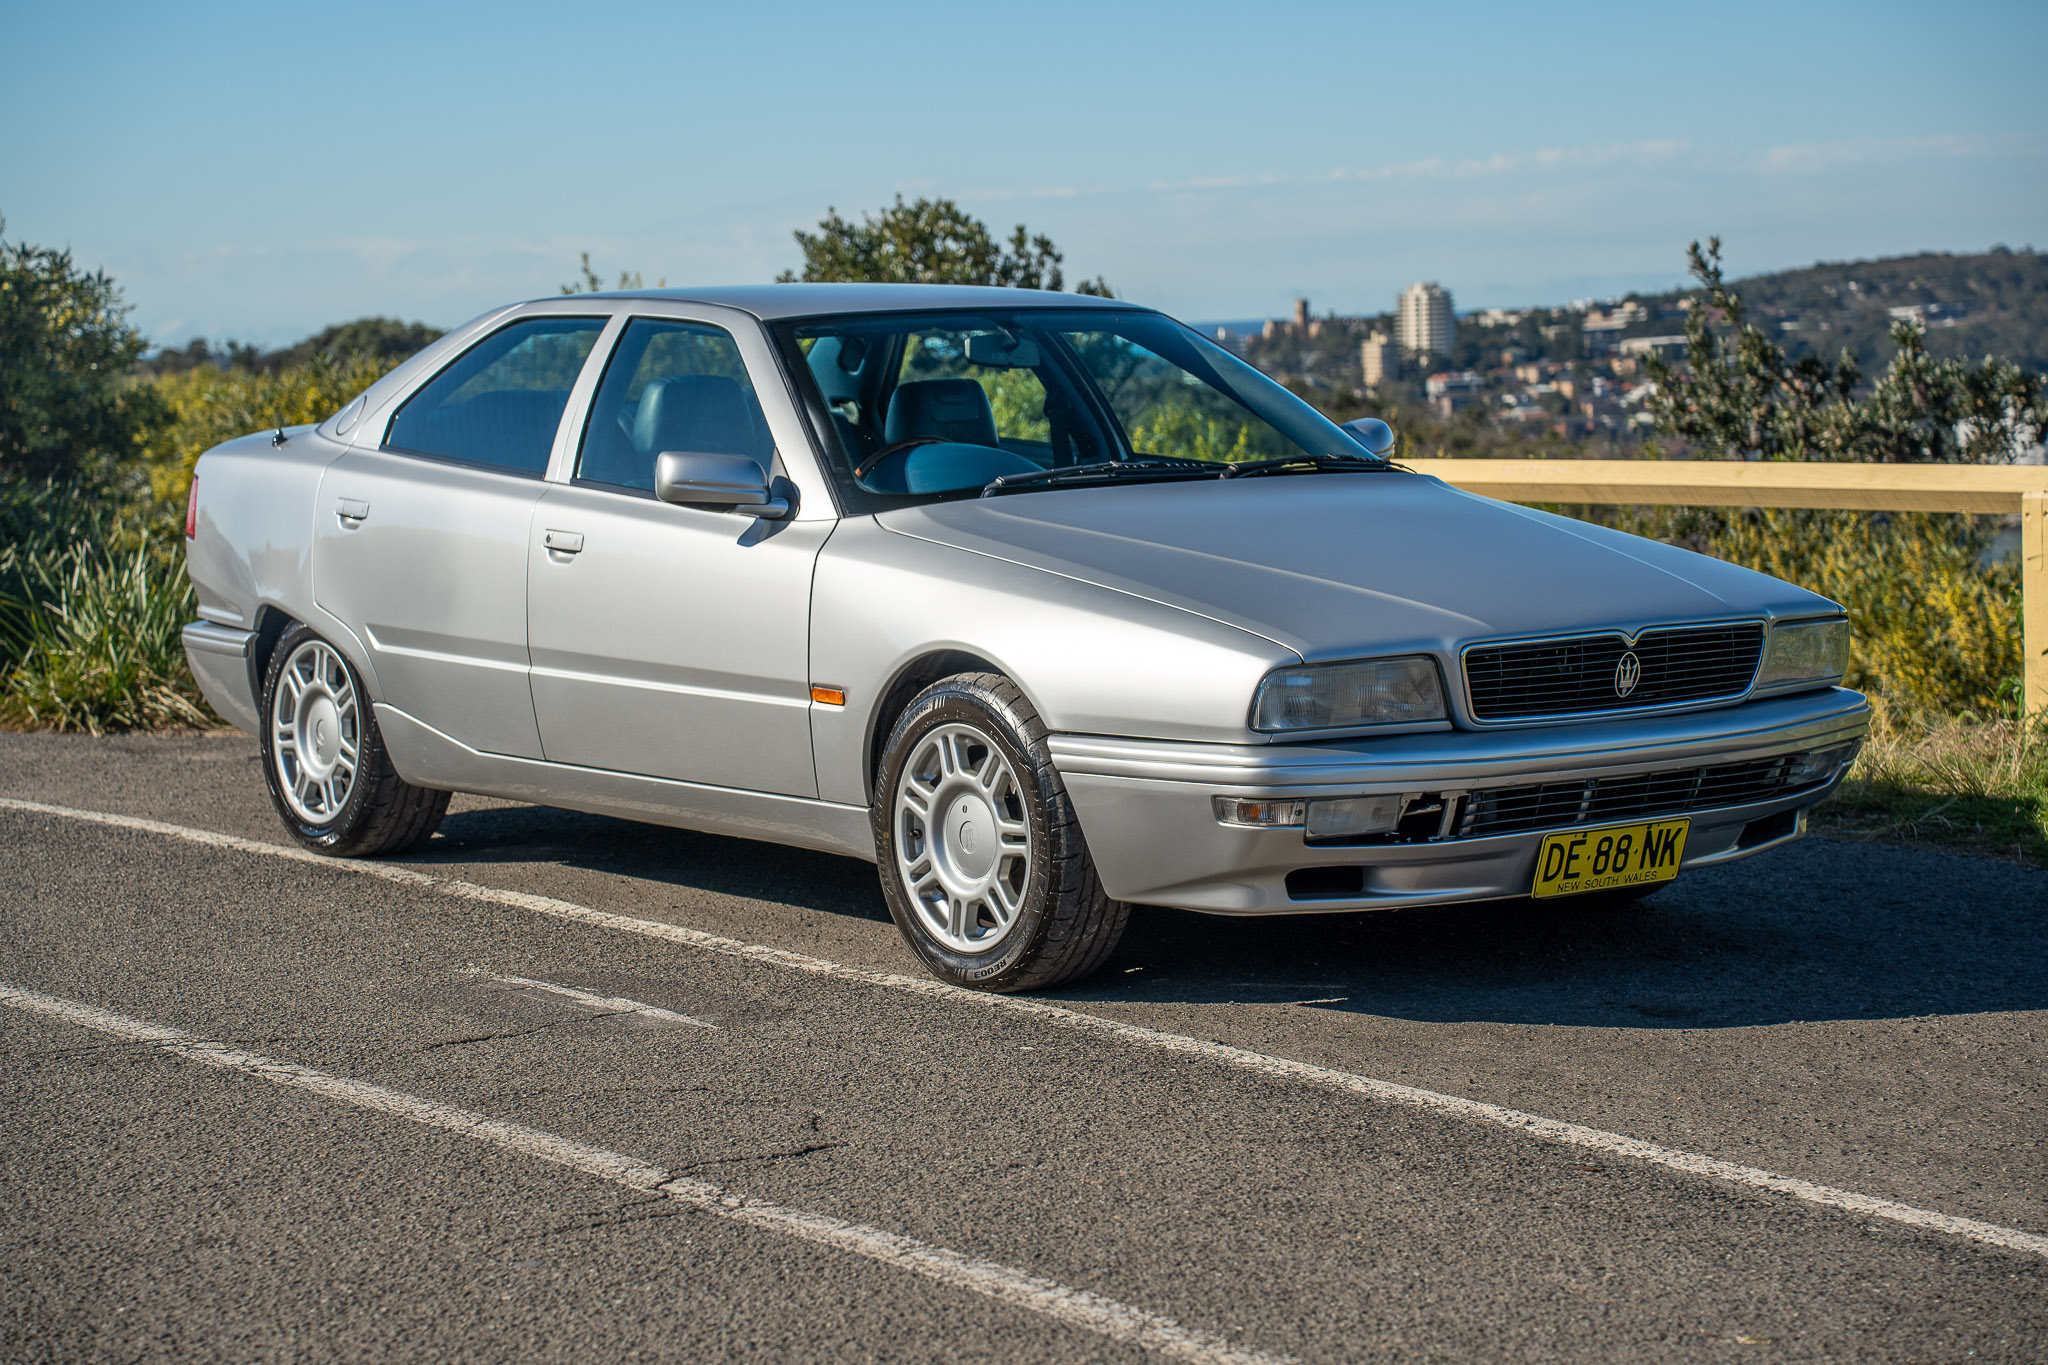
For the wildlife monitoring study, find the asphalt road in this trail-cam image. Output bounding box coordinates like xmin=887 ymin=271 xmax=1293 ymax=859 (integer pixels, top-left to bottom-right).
xmin=2 ymin=729 xmax=2043 ymax=1363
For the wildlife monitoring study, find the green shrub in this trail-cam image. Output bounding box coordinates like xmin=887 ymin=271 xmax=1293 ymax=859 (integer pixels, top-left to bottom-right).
xmin=1708 ymin=508 xmax=2021 ymax=722
xmin=143 ymin=353 xmax=390 ymax=504
xmin=0 ymin=481 xmax=209 ymax=733
xmin=1562 ymin=500 xmax=2022 ymax=723
xmin=1 ymin=217 xmax=161 ymax=485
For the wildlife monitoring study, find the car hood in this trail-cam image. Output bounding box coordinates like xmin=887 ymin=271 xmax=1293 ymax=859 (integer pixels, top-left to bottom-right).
xmin=875 ymin=471 xmax=1838 ymax=659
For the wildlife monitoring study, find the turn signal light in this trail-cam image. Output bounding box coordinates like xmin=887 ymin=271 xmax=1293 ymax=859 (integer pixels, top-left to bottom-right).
xmin=810 ymin=686 xmax=846 ymax=706
xmin=1213 ymin=796 xmax=1306 ymax=828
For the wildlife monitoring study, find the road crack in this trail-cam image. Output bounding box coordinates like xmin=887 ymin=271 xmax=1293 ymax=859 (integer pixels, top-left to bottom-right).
xmin=415 ymin=1010 xmax=636 ymax=1053
xmin=668 ymin=1140 xmax=848 ymax=1173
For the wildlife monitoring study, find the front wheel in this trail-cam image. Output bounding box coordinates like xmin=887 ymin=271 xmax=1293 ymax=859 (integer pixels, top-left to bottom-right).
xmin=259 ymin=623 xmax=449 ymax=857
xmin=873 ymin=673 xmax=1128 ymax=992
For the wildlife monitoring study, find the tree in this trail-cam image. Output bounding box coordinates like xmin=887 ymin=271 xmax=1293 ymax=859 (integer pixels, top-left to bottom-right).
xmin=0 ymin=215 xmax=159 ymax=484
xmin=561 ymin=253 xmax=663 ymax=294
xmin=780 ymin=196 xmax=1111 ymax=296
xmin=1644 ymin=238 xmax=2044 ymax=463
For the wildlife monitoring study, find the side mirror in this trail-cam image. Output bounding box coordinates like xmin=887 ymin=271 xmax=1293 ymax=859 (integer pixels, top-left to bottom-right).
xmin=1340 ymin=417 xmax=1396 ymax=456
xmin=654 ymin=450 xmax=791 ymax=519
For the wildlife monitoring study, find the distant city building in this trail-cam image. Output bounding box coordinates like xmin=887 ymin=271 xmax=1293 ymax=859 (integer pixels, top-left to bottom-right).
xmin=1293 ymin=298 xmax=1310 ymax=332
xmin=1581 ymin=301 xmax=1649 ymax=333
xmin=1425 ymin=369 xmax=1482 ymax=416
xmin=1617 ymin=334 xmax=1688 ymax=358
xmin=1360 ymin=331 xmax=1398 ymax=392
xmin=1888 ymin=302 xmax=1968 ymax=328
xmin=1396 ymin=282 xmax=1455 ymax=357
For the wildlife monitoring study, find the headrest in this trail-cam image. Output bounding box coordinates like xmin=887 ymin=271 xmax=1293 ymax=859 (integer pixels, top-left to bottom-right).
xmin=632 ymin=375 xmax=764 ymax=457
xmin=884 ymin=378 xmax=999 ymax=449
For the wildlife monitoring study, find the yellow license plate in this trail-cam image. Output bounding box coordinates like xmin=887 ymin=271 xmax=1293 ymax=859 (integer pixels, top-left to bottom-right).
xmin=1531 ymin=818 xmax=1690 ymax=899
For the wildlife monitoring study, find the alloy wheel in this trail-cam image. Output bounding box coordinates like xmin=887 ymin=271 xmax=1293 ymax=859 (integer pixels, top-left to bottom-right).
xmin=892 ymin=722 xmax=1034 ymax=953
xmin=271 ymin=639 xmax=362 ymax=824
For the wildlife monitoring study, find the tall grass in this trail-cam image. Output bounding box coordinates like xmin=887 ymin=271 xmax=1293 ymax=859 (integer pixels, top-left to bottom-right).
xmin=1817 ymin=713 xmax=2048 ymax=866
xmin=0 ymin=481 xmax=211 ymax=733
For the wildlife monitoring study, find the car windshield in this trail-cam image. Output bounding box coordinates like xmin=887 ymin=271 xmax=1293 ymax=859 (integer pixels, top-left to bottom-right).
xmin=773 ymin=308 xmax=1383 ymax=506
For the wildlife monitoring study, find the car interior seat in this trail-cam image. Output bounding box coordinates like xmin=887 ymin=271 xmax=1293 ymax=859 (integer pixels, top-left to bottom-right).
xmin=884 ymin=379 xmax=1000 ymax=448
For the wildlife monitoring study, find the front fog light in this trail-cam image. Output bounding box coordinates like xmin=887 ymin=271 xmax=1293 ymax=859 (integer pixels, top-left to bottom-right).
xmin=1251 ymin=655 xmax=1446 ymax=732
xmin=1757 ymin=617 xmax=1851 ymax=690
xmin=1214 ymin=796 xmax=1306 ymax=828
xmin=1786 ymin=741 xmax=1861 ymax=787
xmin=1306 ymin=795 xmax=1405 ymax=839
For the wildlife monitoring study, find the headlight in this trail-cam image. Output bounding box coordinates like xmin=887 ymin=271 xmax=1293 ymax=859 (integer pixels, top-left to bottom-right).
xmin=1755 ymin=617 xmax=1851 ymax=691
xmin=1251 ymin=655 xmax=1446 ymax=732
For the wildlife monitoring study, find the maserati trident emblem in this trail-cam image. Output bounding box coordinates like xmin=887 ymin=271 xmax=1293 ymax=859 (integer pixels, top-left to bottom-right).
xmin=1614 ymin=650 xmax=1642 ymax=698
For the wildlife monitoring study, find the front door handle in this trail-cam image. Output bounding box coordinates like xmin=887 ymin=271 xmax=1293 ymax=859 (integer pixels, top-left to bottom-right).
xmin=336 ymin=497 xmax=370 ymax=526
xmin=543 ymin=529 xmax=585 ymax=555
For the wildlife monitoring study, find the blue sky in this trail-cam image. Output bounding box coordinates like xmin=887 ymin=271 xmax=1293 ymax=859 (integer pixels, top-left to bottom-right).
xmin=4 ymin=0 xmax=2043 ymax=347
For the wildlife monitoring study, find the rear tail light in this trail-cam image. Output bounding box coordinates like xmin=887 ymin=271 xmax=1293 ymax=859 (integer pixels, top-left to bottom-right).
xmin=185 ymin=475 xmax=199 ymax=539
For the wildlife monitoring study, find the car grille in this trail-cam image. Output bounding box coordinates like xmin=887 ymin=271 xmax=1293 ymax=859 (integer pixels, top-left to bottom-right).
xmin=1463 ymin=622 xmax=1765 ymax=722
xmin=1455 ymin=754 xmax=1810 ymax=839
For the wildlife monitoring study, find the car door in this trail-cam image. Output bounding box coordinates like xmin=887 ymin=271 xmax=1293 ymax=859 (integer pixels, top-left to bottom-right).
xmin=526 ymin=316 xmax=828 ymax=797
xmin=314 ymin=313 xmax=610 ymax=758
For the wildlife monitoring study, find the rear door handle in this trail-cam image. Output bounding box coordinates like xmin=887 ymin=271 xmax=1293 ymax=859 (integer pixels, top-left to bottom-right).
xmin=335 ymin=497 xmax=370 ymax=525
xmin=543 ymin=529 xmax=585 ymax=554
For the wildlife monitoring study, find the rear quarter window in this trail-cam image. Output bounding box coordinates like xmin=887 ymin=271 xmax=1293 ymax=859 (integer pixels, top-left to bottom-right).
xmin=385 ymin=316 xmax=607 ymax=474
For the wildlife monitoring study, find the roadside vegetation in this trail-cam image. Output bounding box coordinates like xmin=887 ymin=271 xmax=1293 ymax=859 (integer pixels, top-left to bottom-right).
xmin=1 ymin=207 xmax=2041 ymax=862
xmin=1813 ymin=715 xmax=2047 ymax=865
xmin=1547 ymin=240 xmax=2046 ymax=863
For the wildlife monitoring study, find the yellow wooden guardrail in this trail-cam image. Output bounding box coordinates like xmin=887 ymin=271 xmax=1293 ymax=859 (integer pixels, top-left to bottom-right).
xmin=1401 ymin=459 xmax=2048 ymax=716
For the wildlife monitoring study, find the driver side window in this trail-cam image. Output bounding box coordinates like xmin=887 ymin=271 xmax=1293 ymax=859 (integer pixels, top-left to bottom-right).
xmin=575 ymin=319 xmax=772 ymax=493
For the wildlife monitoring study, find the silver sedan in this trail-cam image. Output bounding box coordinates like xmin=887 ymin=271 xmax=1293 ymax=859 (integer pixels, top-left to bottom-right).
xmin=181 ymin=285 xmax=1869 ymax=991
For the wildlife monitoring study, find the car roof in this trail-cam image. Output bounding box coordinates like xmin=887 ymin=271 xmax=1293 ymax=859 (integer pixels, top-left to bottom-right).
xmin=530 ymin=282 xmax=1153 ymax=321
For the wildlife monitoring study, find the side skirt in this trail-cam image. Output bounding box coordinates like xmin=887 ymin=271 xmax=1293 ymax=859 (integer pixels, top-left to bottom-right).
xmin=375 ymin=704 xmax=877 ymax=862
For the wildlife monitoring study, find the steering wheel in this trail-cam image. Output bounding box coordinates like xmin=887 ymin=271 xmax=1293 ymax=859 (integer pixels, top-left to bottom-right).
xmin=853 ymin=435 xmax=946 ymax=482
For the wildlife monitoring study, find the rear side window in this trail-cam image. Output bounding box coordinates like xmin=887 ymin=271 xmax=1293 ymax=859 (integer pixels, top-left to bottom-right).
xmin=385 ymin=316 xmax=607 ymax=474
xmin=575 ymin=319 xmax=772 ymax=493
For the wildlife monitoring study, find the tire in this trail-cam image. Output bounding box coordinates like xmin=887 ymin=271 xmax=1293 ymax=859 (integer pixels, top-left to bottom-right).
xmin=872 ymin=673 xmax=1129 ymax=992
xmin=259 ymin=622 xmax=450 ymax=857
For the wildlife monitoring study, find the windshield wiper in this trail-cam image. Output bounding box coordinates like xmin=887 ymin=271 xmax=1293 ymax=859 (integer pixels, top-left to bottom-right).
xmin=1220 ymin=453 xmax=1397 ymax=478
xmin=979 ymin=459 xmax=1220 ymax=497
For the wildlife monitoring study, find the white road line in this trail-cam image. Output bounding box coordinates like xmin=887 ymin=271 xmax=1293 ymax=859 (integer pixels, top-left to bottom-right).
xmin=0 ymin=981 xmax=1290 ymax=1365
xmin=474 ymin=970 xmax=717 ymax=1029
xmin=7 ymin=795 xmax=2048 ymax=1262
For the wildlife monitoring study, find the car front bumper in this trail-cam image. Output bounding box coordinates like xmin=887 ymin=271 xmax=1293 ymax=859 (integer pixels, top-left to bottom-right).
xmin=1050 ymin=688 xmax=1870 ymax=915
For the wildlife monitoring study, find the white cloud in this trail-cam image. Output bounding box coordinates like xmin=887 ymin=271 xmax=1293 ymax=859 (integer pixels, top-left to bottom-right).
xmin=1761 ymin=133 xmax=1990 ymax=172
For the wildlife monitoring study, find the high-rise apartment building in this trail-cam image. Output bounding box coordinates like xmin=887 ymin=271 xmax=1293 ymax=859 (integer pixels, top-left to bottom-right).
xmin=1395 ymin=282 xmax=1456 ymax=357
xmin=1360 ymin=330 xmax=1398 ymax=391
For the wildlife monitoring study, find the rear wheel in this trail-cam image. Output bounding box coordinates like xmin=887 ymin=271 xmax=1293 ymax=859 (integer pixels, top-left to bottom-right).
xmin=259 ymin=622 xmax=448 ymax=857
xmin=873 ymin=673 xmax=1128 ymax=992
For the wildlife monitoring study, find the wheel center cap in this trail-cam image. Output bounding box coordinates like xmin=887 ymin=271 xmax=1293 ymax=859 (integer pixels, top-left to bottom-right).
xmin=943 ymin=793 xmax=998 ymax=882
xmin=302 ymin=695 xmax=342 ymax=776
